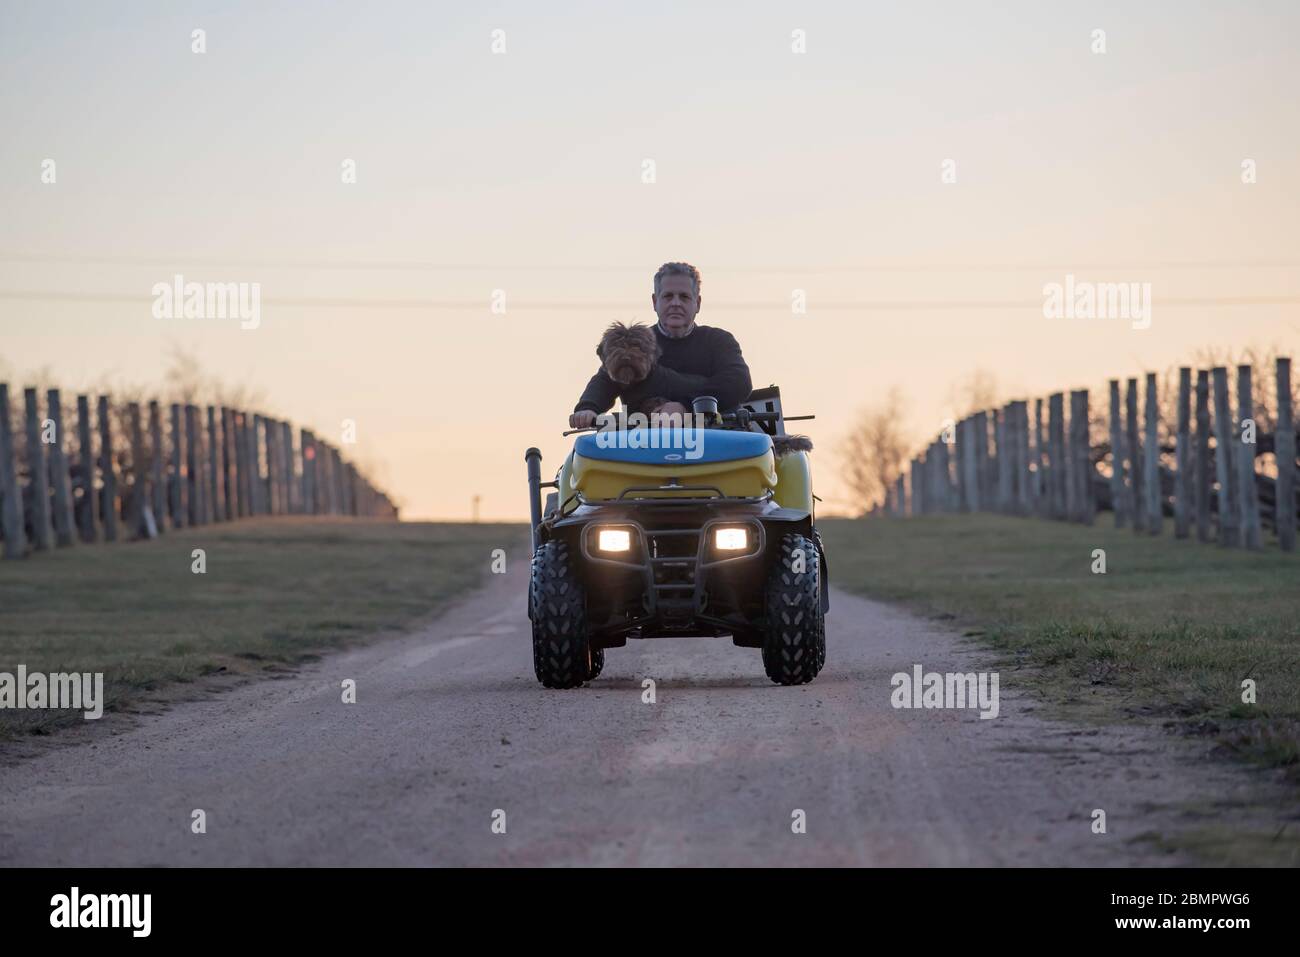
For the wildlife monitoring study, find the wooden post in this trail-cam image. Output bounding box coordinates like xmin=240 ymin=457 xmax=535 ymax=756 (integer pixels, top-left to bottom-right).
xmin=1211 ymin=367 xmax=1238 ymax=546
xmin=282 ymin=421 xmax=297 ymax=514
xmin=253 ymin=414 xmax=267 ymax=515
xmin=169 ymin=403 xmax=185 ymax=528
xmin=938 ymin=437 xmax=952 ymax=511
xmin=332 ymin=446 xmax=344 ymax=515
xmin=1174 ymin=369 xmax=1191 ymax=539
xmin=1125 ymin=378 xmax=1143 ymax=533
xmin=1071 ymin=390 xmax=1092 ymax=522
xmin=275 ymin=419 xmax=287 ymax=514
xmin=0 ymin=385 xmax=26 ymax=558
xmin=261 ymin=416 xmax=273 ymax=515
xmin=1236 ymin=365 xmax=1262 ymax=550
xmin=46 ymin=389 xmax=75 ymax=547
xmin=932 ymin=442 xmax=942 ymax=513
xmin=299 ymin=427 xmax=311 ymax=515
xmin=1079 ymin=390 xmax=1094 ymax=525
xmin=276 ymin=419 xmax=287 ymax=514
xmin=245 ymin=411 xmax=257 ymax=516
xmin=1008 ymin=404 xmax=1022 ymax=513
xmin=1015 ymin=402 xmax=1032 ymax=515
xmin=1063 ymin=396 xmax=1078 ymax=522
xmin=246 ymin=415 xmax=259 ymax=515
xmin=922 ymin=446 xmax=933 ymax=515
xmin=149 ymin=401 xmax=166 ymax=535
xmin=963 ymin=417 xmax=976 ymax=512
xmin=97 ymin=396 xmax=118 ymax=542
xmin=23 ymin=389 xmax=54 ymax=550
xmin=1276 ymin=358 xmax=1295 ymax=551
xmin=196 ymin=408 xmax=210 ymax=524
xmin=992 ymin=407 xmax=1007 ymax=513
xmin=319 ymin=438 xmax=328 ymax=516
xmin=1047 ymin=393 xmax=1064 ymax=519
xmin=301 ymin=430 xmax=315 ymax=515
xmin=953 ymin=419 xmax=967 ymax=511
xmin=973 ymin=411 xmax=990 ymax=509
xmin=1194 ymin=370 xmax=1212 ymax=543
xmin=1108 ymin=380 xmax=1126 ymax=528
xmin=127 ymin=402 xmax=145 ymax=538
xmin=234 ymin=412 xmax=249 ymax=518
xmin=261 ymin=417 xmax=275 ymax=514
xmin=263 ymin=416 xmax=278 ymax=515
xmin=1032 ymin=399 xmax=1046 ymax=515
xmin=186 ymin=405 xmax=200 ymax=526
xmin=280 ymin=421 xmax=294 ymax=514
xmin=1143 ymin=375 xmax=1160 ymax=534
xmin=207 ymin=406 xmax=222 ymax=523
xmin=221 ymin=409 xmax=236 ymax=521
xmin=993 ymin=409 xmax=1007 ymax=513
xmin=1000 ymin=405 xmax=1013 ymax=513
xmin=76 ymin=396 xmax=97 ymax=542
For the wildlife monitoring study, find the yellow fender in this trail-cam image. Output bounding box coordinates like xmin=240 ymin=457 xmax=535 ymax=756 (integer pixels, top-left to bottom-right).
xmin=774 ymin=450 xmax=813 ymax=513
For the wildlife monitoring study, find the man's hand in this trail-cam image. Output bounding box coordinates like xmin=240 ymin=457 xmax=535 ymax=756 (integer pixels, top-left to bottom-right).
xmin=569 ymin=410 xmax=598 ymax=429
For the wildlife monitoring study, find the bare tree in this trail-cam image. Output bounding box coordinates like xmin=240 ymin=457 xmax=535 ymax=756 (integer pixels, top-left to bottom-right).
xmin=947 ymin=368 xmax=1001 ymax=417
xmin=839 ymin=387 xmax=910 ymax=515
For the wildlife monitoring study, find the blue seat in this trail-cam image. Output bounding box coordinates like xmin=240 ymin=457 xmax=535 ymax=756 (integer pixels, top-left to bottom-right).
xmin=574 ymin=428 xmax=772 ymax=465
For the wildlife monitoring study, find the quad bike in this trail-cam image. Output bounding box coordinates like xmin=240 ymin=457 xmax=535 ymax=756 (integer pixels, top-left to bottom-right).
xmin=525 ymin=388 xmax=828 ymax=689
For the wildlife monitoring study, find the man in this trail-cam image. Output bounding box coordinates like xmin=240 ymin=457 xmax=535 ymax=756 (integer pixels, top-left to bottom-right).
xmin=568 ymin=262 xmax=752 ymax=428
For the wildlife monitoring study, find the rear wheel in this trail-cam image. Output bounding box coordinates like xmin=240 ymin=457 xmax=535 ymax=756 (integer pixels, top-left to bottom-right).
xmin=530 ymin=541 xmax=593 ymax=689
xmin=761 ymin=533 xmax=826 ymax=686
xmin=587 ymin=647 xmax=605 ymax=680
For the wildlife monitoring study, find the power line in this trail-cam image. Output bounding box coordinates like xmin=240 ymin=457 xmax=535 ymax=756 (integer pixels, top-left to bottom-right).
xmin=2 ymin=291 xmax=1299 ymax=310
xmin=2 ymin=252 xmax=1300 ymax=274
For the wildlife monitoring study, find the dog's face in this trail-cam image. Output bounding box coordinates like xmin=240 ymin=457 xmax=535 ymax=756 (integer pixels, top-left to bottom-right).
xmin=597 ymin=321 xmax=659 ymax=386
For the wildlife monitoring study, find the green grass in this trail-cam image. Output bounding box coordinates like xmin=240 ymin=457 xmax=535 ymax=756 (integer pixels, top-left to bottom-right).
xmin=819 ymin=514 xmax=1300 ymax=777
xmin=0 ymin=518 xmax=528 ymax=738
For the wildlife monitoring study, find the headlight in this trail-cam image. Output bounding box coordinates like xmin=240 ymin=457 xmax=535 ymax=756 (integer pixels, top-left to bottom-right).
xmin=714 ymin=527 xmax=748 ymax=550
xmin=597 ymin=528 xmax=632 ymax=552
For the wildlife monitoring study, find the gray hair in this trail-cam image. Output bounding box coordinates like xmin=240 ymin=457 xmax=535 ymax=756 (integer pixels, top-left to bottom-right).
xmin=653 ymin=261 xmax=701 ymax=297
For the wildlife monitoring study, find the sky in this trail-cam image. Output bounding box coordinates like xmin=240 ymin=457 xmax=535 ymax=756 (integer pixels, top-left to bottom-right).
xmin=1 ymin=0 xmax=1297 ymax=519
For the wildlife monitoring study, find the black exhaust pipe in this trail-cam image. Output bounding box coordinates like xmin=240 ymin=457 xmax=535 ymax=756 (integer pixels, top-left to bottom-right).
xmin=525 ymin=447 xmax=543 ymax=553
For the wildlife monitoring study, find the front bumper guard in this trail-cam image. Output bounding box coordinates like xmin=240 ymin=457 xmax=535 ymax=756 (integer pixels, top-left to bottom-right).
xmin=578 ymin=515 xmax=768 ymax=625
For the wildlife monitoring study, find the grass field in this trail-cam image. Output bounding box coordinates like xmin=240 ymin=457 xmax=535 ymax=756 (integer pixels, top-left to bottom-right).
xmin=0 ymin=519 xmax=528 ymax=738
xmin=819 ymin=514 xmax=1300 ymax=779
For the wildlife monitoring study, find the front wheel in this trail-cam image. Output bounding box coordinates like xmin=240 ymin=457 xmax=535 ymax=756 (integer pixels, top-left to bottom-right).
xmin=530 ymin=541 xmax=593 ymax=689
xmin=761 ymin=533 xmax=826 ymax=685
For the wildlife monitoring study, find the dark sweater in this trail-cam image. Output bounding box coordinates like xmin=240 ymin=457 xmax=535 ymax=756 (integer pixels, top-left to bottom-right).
xmin=573 ymin=323 xmax=753 ymax=414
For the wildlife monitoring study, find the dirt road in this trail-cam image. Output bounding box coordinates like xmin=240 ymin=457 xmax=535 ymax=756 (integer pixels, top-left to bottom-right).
xmin=0 ymin=555 xmax=1261 ymax=866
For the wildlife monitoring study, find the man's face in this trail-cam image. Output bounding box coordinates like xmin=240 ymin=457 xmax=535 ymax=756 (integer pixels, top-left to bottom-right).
xmin=652 ymin=274 xmax=700 ymax=338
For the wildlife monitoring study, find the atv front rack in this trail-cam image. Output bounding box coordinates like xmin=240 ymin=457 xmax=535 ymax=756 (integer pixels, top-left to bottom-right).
xmin=604 ymin=484 xmax=772 ymax=506
xmin=557 ymin=486 xmax=773 ymax=518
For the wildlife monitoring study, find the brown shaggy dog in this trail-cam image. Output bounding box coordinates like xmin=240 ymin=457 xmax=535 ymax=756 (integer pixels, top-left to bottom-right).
xmin=597 ymin=321 xmax=660 ymax=387
xmin=597 ymin=321 xmax=679 ymax=414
